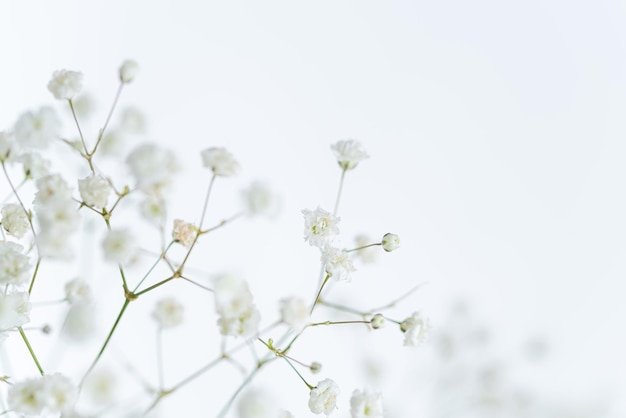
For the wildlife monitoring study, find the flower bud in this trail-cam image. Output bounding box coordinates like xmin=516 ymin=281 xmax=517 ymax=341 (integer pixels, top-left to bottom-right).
xmin=310 ymin=361 xmax=322 ymax=374
xmin=381 ymin=233 xmax=400 ymax=252
xmin=119 ymin=59 xmax=138 ymax=84
xmin=370 ymin=313 xmax=385 ymax=329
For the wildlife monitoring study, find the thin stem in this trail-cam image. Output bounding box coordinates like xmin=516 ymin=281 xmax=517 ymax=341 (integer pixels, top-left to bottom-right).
xmin=309 ymin=320 xmax=370 ymax=327
xmin=347 ymin=242 xmax=381 ymax=253
xmin=318 ymin=299 xmax=367 ymax=316
xmin=180 ymin=276 xmax=213 ymax=292
xmin=27 ymin=258 xmax=42 ymax=295
xmin=369 ymin=282 xmax=428 ymax=312
xmin=310 ymin=274 xmax=330 ymax=315
xmin=81 ymin=299 xmax=130 ymax=384
xmin=281 ymin=356 xmax=313 ymax=390
xmin=18 ymin=327 xmax=44 ymax=376
xmin=134 ymin=276 xmax=175 ymax=298
xmin=333 ymin=167 xmax=347 ymax=216
xmin=133 ymin=241 xmax=175 ymax=293
xmin=67 ymin=99 xmax=91 ymax=170
xmin=91 ymin=82 xmax=124 ymax=156
xmin=0 ymin=177 xmax=26 ymax=205
xmin=1 ymin=162 xmax=36 ymax=238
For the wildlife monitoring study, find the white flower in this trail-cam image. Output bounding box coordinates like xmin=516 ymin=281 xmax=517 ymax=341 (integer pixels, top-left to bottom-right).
xmin=14 ymin=106 xmax=61 ymax=149
xmin=172 ymin=219 xmax=196 ymax=247
xmin=47 ymin=69 xmax=83 ymax=100
xmin=0 ymin=241 xmax=30 ymax=285
xmin=83 ymin=369 xmax=118 ymax=405
xmin=302 ymin=207 xmax=340 ymax=248
xmin=98 ymin=130 xmax=125 ymax=157
xmin=309 ymin=378 xmax=340 ymax=415
xmin=370 ymin=314 xmax=385 ymax=330
xmin=279 ymin=297 xmax=310 ymax=331
xmin=36 ymin=228 xmax=75 ymax=259
xmin=330 ymin=139 xmax=368 ymax=170
xmin=350 ymin=388 xmax=384 ymax=418
xmin=381 ymin=233 xmax=400 ymax=252
xmin=214 ymin=274 xmax=260 ymax=337
xmin=322 ymin=246 xmax=356 ymax=281
xmin=44 ymin=373 xmax=78 ymax=413
xmin=400 ymin=311 xmax=430 ymax=347
xmin=18 ymin=152 xmax=51 ymax=179
xmin=64 ymin=278 xmax=92 ymax=304
xmin=201 ymin=147 xmax=240 ymax=177
xmin=102 ymin=229 xmax=137 ymax=265
xmin=152 ymin=298 xmax=184 ymax=329
xmin=140 ymin=196 xmax=166 ymax=225
xmin=0 ymin=131 xmax=15 ymax=160
xmin=0 ymin=291 xmax=31 ymax=330
xmin=119 ymin=59 xmax=139 ymax=83
xmin=35 ymin=196 xmax=80 ymax=233
xmin=34 ymin=174 xmax=73 ymax=206
xmin=237 ymin=388 xmax=277 ymax=418
xmin=78 ymin=174 xmax=111 ymax=209
xmin=217 ymin=307 xmax=260 ymax=337
xmin=8 ymin=374 xmax=77 ymax=415
xmin=242 ymin=182 xmax=279 ymax=217
xmin=127 ymin=143 xmax=179 ymax=195
xmin=1 ymin=204 xmax=30 ymax=239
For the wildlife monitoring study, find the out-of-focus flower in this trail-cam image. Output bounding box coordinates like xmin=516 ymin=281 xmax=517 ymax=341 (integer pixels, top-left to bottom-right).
xmin=14 ymin=106 xmax=61 ymax=149
xmin=102 ymin=229 xmax=137 ymax=265
xmin=350 ymin=388 xmax=384 ymax=418
xmin=119 ymin=60 xmax=138 ymax=84
xmin=201 ymin=147 xmax=240 ymax=177
xmin=48 ymin=69 xmax=83 ymax=100
xmin=279 ymin=297 xmax=310 ymax=331
xmin=0 ymin=291 xmax=31 ymax=331
xmin=330 ymin=139 xmax=368 ymax=170
xmin=152 ymin=298 xmax=184 ymax=329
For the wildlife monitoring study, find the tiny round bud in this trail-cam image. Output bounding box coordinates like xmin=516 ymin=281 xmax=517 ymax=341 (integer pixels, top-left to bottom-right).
xmin=42 ymin=324 xmax=52 ymax=334
xmin=370 ymin=313 xmax=385 ymax=329
xmin=381 ymin=233 xmax=400 ymax=252
xmin=310 ymin=361 xmax=322 ymax=374
xmin=119 ymin=59 xmax=139 ymax=84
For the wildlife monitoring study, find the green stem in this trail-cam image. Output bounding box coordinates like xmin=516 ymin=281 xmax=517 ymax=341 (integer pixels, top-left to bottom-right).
xmin=310 ymin=274 xmax=330 ymax=315
xmin=333 ymin=167 xmax=347 ymax=217
xmin=91 ymin=82 xmax=124 ymax=156
xmin=27 ymin=258 xmax=42 ymax=295
xmin=18 ymin=327 xmax=44 ymax=376
xmin=134 ymin=276 xmax=175 ymax=298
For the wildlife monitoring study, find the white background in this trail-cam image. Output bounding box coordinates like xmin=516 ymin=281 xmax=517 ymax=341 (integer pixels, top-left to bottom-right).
xmin=1 ymin=1 xmax=626 ymax=417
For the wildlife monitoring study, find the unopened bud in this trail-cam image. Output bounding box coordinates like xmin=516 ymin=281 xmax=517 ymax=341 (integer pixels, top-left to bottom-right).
xmin=370 ymin=313 xmax=385 ymax=329
xmin=310 ymin=361 xmax=322 ymax=374
xmin=381 ymin=233 xmax=400 ymax=252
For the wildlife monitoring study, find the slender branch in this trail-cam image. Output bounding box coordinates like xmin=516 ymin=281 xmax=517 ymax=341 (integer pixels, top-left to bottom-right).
xmin=133 ymin=241 xmax=175 ymax=292
xmin=347 ymin=242 xmax=381 ymax=253
xmin=91 ymin=82 xmax=124 ymax=156
xmin=310 ymin=274 xmax=330 ymax=315
xmin=27 ymin=258 xmax=42 ymax=295
xmin=134 ymin=276 xmax=175 ymax=298
xmin=333 ymin=167 xmax=347 ymax=216
xmin=18 ymin=327 xmax=44 ymax=376
xmin=67 ymin=99 xmax=91 ymax=170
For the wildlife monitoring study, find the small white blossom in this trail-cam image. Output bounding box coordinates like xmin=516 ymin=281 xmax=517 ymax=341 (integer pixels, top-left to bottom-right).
xmin=127 ymin=143 xmax=179 ymax=195
xmin=350 ymin=388 xmax=384 ymax=418
xmin=64 ymin=278 xmax=92 ymax=304
xmin=302 ymin=207 xmax=340 ymax=248
xmin=78 ymin=174 xmax=111 ymax=209
xmin=172 ymin=219 xmax=196 ymax=247
xmin=381 ymin=233 xmax=400 ymax=252
xmin=400 ymin=311 xmax=430 ymax=347
xmin=331 ymin=139 xmax=368 ymax=170
xmin=18 ymin=152 xmax=51 ymax=179
xmin=0 ymin=131 xmax=15 ymax=160
xmin=119 ymin=59 xmax=139 ymax=84
xmin=102 ymin=229 xmax=137 ymax=265
xmin=217 ymin=307 xmax=261 ymax=337
xmin=44 ymin=373 xmax=78 ymax=413
xmin=48 ymin=69 xmax=83 ymax=100
xmin=237 ymin=388 xmax=277 ymax=418
xmin=83 ymin=369 xmax=118 ymax=405
xmin=214 ymin=274 xmax=260 ymax=337
xmin=1 ymin=204 xmax=30 ymax=239
xmin=36 ymin=228 xmax=75 ymax=259
xmin=370 ymin=314 xmax=385 ymax=330
xmin=322 ymin=246 xmax=356 ymax=281
xmin=34 ymin=174 xmax=73 ymax=206
xmin=8 ymin=373 xmax=77 ymax=415
xmin=0 ymin=291 xmax=31 ymax=330
xmin=140 ymin=196 xmax=166 ymax=225
xmin=14 ymin=106 xmax=61 ymax=149
xmin=242 ymin=182 xmax=279 ymax=217
xmin=309 ymin=378 xmax=340 ymax=416
xmin=152 ymin=298 xmax=184 ymax=329
xmin=279 ymin=297 xmax=310 ymax=330
xmin=36 ymin=196 xmax=80 ymax=233
xmin=0 ymin=241 xmax=30 ymax=285
xmin=201 ymin=147 xmax=240 ymax=177
xmin=98 ymin=130 xmax=125 ymax=157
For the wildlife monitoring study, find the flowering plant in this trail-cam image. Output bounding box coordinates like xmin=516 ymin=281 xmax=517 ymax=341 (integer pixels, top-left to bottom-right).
xmin=0 ymin=61 xmax=425 ymax=417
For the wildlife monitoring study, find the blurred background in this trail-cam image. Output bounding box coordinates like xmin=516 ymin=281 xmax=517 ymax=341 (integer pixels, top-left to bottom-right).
xmin=1 ymin=1 xmax=626 ymax=417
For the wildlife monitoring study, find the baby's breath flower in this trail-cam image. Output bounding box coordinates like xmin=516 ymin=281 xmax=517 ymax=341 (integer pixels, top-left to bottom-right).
xmin=18 ymin=152 xmax=51 ymax=179
xmin=279 ymin=297 xmax=310 ymax=331
xmin=1 ymin=204 xmax=30 ymax=239
xmin=127 ymin=143 xmax=179 ymax=195
xmin=44 ymin=373 xmax=78 ymax=413
xmin=0 ymin=241 xmax=30 ymax=285
xmin=370 ymin=314 xmax=385 ymax=330
xmin=381 ymin=233 xmax=400 ymax=252
xmin=310 ymin=362 xmax=322 ymax=374
xmin=331 ymin=139 xmax=368 ymax=170
xmin=172 ymin=219 xmax=196 ymax=247
xmin=64 ymin=278 xmax=92 ymax=304
xmin=214 ymin=274 xmax=260 ymax=337
xmin=48 ymin=69 xmax=83 ymax=100
xmin=217 ymin=307 xmax=260 ymax=337
xmin=302 ymin=207 xmax=340 ymax=248
xmin=0 ymin=131 xmax=14 ymax=161
xmin=8 ymin=373 xmax=77 ymax=415
xmin=242 ymin=181 xmax=279 ymax=217
xmin=34 ymin=174 xmax=73 ymax=206
xmin=350 ymin=388 xmax=384 ymax=418
xmin=0 ymin=291 xmax=31 ymax=331
xmin=119 ymin=59 xmax=138 ymax=84
xmin=14 ymin=106 xmax=61 ymax=149
xmin=322 ymin=245 xmax=356 ymax=281
xmin=36 ymin=197 xmax=80 ymax=234
xmin=140 ymin=196 xmax=166 ymax=225
xmin=102 ymin=229 xmax=137 ymax=265
xmin=152 ymin=298 xmax=184 ymax=329
xmin=201 ymin=147 xmax=240 ymax=177
xmin=309 ymin=378 xmax=340 ymax=416
xmin=237 ymin=388 xmax=277 ymax=418
xmin=78 ymin=174 xmax=111 ymax=209
xmin=400 ymin=311 xmax=430 ymax=347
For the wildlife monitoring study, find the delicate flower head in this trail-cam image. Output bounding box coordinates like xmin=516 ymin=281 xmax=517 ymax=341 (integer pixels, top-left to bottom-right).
xmin=0 ymin=291 xmax=31 ymax=331
xmin=78 ymin=174 xmax=111 ymax=209
xmin=214 ymin=274 xmax=260 ymax=337
xmin=47 ymin=69 xmax=83 ymax=100
xmin=237 ymin=388 xmax=277 ymax=418
xmin=34 ymin=174 xmax=73 ymax=206
xmin=119 ymin=59 xmax=139 ymax=84
xmin=0 ymin=131 xmax=14 ymax=161
xmin=140 ymin=196 xmax=167 ymax=225
xmin=8 ymin=373 xmax=77 ymax=415
xmin=309 ymin=378 xmax=340 ymax=415
xmin=18 ymin=152 xmax=51 ymax=179
xmin=1 ymin=204 xmax=30 ymax=239
xmin=381 ymin=233 xmax=400 ymax=252
xmin=152 ymin=298 xmax=184 ymax=329
xmin=350 ymin=388 xmax=384 ymax=418
xmin=242 ymin=182 xmax=279 ymax=217
xmin=400 ymin=311 xmax=430 ymax=347
xmin=0 ymin=241 xmax=30 ymax=285
xmin=201 ymin=147 xmax=240 ymax=176
xmin=127 ymin=143 xmax=179 ymax=195
xmin=331 ymin=139 xmax=368 ymax=170
xmin=370 ymin=314 xmax=385 ymax=330
xmin=322 ymin=245 xmax=356 ymax=281
xmin=217 ymin=307 xmax=261 ymax=337
xmin=64 ymin=278 xmax=92 ymax=304
xmin=172 ymin=219 xmax=196 ymax=247
xmin=44 ymin=373 xmax=78 ymax=413
xmin=35 ymin=196 xmax=80 ymax=234
xmin=279 ymin=297 xmax=310 ymax=330
xmin=102 ymin=229 xmax=137 ymax=265
xmin=14 ymin=106 xmax=61 ymax=149
xmin=36 ymin=227 xmax=76 ymax=260
xmin=302 ymin=207 xmax=340 ymax=248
